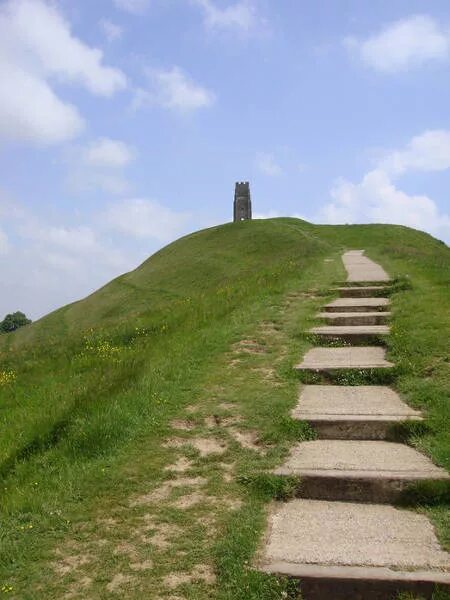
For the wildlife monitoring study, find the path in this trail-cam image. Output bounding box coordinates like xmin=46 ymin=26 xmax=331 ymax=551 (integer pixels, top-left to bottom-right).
xmin=259 ymin=250 xmax=450 ymax=599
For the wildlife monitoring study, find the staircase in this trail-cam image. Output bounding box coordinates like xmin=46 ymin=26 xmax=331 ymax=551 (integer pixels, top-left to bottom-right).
xmin=258 ymin=250 xmax=450 ymax=599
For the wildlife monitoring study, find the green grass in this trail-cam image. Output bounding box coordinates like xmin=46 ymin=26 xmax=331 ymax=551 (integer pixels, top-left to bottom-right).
xmin=0 ymin=218 xmax=448 ymax=599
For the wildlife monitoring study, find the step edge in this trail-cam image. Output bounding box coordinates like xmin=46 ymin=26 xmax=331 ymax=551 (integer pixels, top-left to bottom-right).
xmin=295 ymin=363 xmax=395 ymax=370
xmin=260 ymin=561 xmax=450 ymax=584
xmin=292 ymin=414 xmax=423 ymax=421
xmin=273 ymin=469 xmax=450 ymax=480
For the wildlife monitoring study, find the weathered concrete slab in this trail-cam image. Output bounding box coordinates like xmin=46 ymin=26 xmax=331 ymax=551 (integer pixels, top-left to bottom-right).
xmin=276 ymin=440 xmax=448 ymax=478
xmin=260 ymin=500 xmax=450 ymax=598
xmin=309 ymin=325 xmax=390 ymax=343
xmin=262 ymin=499 xmax=450 ymax=570
xmin=324 ymin=297 xmax=390 ymax=313
xmin=275 ymin=440 xmax=448 ymax=502
xmin=336 ymin=286 xmax=388 ymax=298
xmin=295 ymin=347 xmax=394 ymax=371
xmin=292 ymin=385 xmax=422 ymax=440
xmin=343 ymin=250 xmax=390 ymax=283
xmin=294 ymin=386 xmax=422 ymax=418
xmin=318 ymin=312 xmax=390 ymax=326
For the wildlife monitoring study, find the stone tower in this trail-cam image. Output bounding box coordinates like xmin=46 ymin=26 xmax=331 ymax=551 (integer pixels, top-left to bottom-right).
xmin=233 ymin=181 xmax=252 ymax=222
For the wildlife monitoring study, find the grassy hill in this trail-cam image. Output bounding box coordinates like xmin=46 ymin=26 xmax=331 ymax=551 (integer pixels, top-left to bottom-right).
xmin=0 ymin=218 xmax=448 ymax=599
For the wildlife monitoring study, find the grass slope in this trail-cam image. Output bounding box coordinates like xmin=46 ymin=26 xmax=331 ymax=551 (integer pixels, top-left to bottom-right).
xmin=0 ymin=218 xmax=448 ymax=599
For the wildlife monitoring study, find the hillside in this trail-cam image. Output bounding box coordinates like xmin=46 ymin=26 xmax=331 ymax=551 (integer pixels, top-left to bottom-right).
xmin=0 ymin=218 xmax=448 ymax=599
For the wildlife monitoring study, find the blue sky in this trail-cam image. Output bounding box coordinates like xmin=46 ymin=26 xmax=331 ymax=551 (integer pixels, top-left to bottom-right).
xmin=1 ymin=0 xmax=449 ymax=319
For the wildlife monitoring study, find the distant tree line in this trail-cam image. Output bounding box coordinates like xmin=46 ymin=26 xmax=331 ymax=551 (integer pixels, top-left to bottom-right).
xmin=0 ymin=311 xmax=32 ymax=333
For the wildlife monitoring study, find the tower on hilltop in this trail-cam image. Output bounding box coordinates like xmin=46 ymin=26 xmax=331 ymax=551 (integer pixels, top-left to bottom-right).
xmin=233 ymin=181 xmax=252 ymax=222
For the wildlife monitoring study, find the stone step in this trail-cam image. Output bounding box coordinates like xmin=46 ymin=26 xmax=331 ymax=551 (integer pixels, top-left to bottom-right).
xmin=342 ymin=250 xmax=391 ymax=283
xmin=335 ymin=286 xmax=389 ymax=298
xmin=309 ymin=325 xmax=390 ymax=343
xmin=292 ymin=385 xmax=422 ymax=440
xmin=318 ymin=312 xmax=391 ymax=326
xmin=324 ymin=297 xmax=390 ymax=313
xmin=259 ymin=499 xmax=450 ymax=599
xmin=274 ymin=440 xmax=449 ymax=503
xmin=295 ymin=346 xmax=394 ymax=372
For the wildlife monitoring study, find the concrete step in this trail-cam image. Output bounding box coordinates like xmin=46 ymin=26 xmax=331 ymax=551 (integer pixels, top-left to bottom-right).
xmin=343 ymin=250 xmax=391 ymax=283
xmin=318 ymin=312 xmax=391 ymax=326
xmin=324 ymin=297 xmax=390 ymax=313
xmin=259 ymin=499 xmax=450 ymax=599
xmin=309 ymin=325 xmax=390 ymax=343
xmin=292 ymin=385 xmax=423 ymax=440
xmin=295 ymin=346 xmax=394 ymax=372
xmin=274 ymin=440 xmax=449 ymax=503
xmin=335 ymin=286 xmax=389 ymax=298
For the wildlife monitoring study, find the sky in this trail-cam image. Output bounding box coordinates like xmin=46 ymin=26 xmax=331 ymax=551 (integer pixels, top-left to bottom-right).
xmin=1 ymin=0 xmax=450 ymax=320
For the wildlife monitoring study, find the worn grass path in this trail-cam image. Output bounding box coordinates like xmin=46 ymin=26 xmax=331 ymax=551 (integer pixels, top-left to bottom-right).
xmin=5 ymin=260 xmax=339 ymax=599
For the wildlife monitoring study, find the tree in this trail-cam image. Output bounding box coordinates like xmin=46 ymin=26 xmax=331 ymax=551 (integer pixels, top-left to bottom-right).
xmin=0 ymin=311 xmax=32 ymax=333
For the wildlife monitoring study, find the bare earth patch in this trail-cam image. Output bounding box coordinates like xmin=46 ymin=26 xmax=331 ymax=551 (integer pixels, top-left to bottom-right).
xmin=228 ymin=358 xmax=242 ymax=367
xmin=204 ymin=414 xmax=242 ymax=428
xmin=221 ymin=415 xmax=243 ymax=426
xmin=106 ymin=573 xmax=135 ymax=593
xmin=114 ymin=541 xmax=138 ymax=559
xmin=170 ymin=419 xmax=195 ymax=431
xmin=229 ymin=428 xmax=266 ymax=454
xmin=204 ymin=415 xmax=220 ymax=428
xmin=131 ymin=476 xmax=207 ymax=506
xmin=63 ymin=576 xmax=93 ymax=599
xmin=232 ymin=339 xmax=267 ymax=354
xmin=222 ymin=497 xmax=243 ymax=511
xmin=218 ymin=402 xmax=236 ymax=411
xmin=136 ymin=519 xmax=182 ymax=550
xmin=196 ymin=515 xmax=217 ymax=535
xmin=164 ymin=564 xmax=216 ymax=589
xmin=130 ymin=559 xmax=153 ymax=571
xmin=164 ymin=456 xmax=193 ymax=473
xmin=171 ymin=491 xmax=207 ymax=509
xmin=96 ymin=517 xmax=117 ymax=528
xmin=251 ymin=365 xmax=281 ymax=385
xmin=52 ymin=550 xmax=92 ymax=576
xmin=164 ymin=437 xmax=228 ymax=457
xmin=218 ymin=461 xmax=235 ymax=482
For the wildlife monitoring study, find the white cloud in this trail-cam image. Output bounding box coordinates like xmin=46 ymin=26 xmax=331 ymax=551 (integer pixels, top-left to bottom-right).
xmin=0 ymin=0 xmax=126 ymax=145
xmin=22 ymin=223 xmax=99 ymax=253
xmin=0 ymin=200 xmax=134 ymax=319
xmin=319 ymin=169 xmax=450 ymax=242
xmin=83 ymin=138 xmax=136 ymax=168
xmin=255 ymin=152 xmax=283 ymax=176
xmin=66 ymin=169 xmax=131 ymax=196
xmin=104 ymin=198 xmax=190 ymax=242
xmin=345 ymin=15 xmax=450 ymax=73
xmin=63 ymin=138 xmax=136 ymax=196
xmin=100 ymin=19 xmax=124 ymax=42
xmin=0 ymin=61 xmax=84 ymax=145
xmin=134 ymin=67 xmax=215 ymax=114
xmin=113 ymin=0 xmax=150 ymax=15
xmin=192 ymin=0 xmax=259 ymax=33
xmin=380 ymin=130 xmax=450 ymax=175
xmin=318 ymin=130 xmax=450 ymax=242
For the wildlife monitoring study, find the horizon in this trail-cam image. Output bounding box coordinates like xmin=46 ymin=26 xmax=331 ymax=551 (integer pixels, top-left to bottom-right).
xmin=1 ymin=0 xmax=450 ymax=319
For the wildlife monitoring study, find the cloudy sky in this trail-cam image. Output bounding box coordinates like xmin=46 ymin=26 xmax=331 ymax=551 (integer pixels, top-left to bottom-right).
xmin=1 ymin=0 xmax=449 ymax=320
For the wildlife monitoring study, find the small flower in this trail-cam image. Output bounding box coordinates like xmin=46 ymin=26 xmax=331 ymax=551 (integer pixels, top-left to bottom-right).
xmin=1 ymin=584 xmax=13 ymax=593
